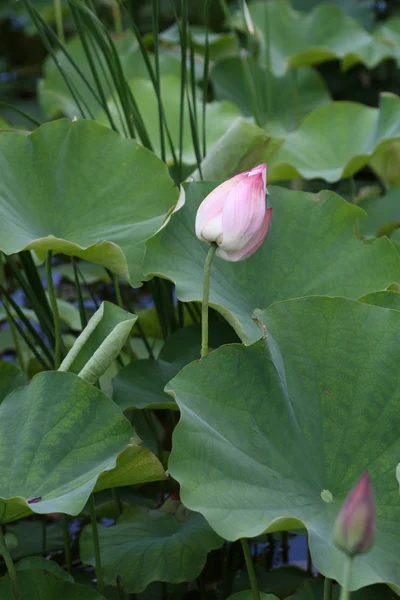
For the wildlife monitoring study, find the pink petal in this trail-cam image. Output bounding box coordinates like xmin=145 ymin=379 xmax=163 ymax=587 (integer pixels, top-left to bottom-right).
xmin=195 ymin=176 xmax=243 ymax=241
xmin=217 ymin=207 xmax=272 ymax=262
xmin=219 ymin=169 xmax=266 ymax=252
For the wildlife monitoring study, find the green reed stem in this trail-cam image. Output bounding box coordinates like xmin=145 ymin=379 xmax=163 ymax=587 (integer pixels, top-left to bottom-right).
xmin=89 ymin=494 xmax=104 ymax=593
xmin=201 ymin=243 xmax=217 ymax=359
xmin=324 ymin=577 xmax=333 ymax=600
xmin=240 ymin=538 xmax=260 ymax=600
xmin=54 ymin=0 xmax=64 ymax=42
xmin=111 ymin=0 xmax=122 ymax=35
xmin=3 ymin=297 xmax=25 ymax=372
xmin=61 ymin=514 xmax=72 ymax=574
xmin=0 ymin=527 xmax=20 ymax=599
xmin=46 ymin=250 xmax=62 ymax=369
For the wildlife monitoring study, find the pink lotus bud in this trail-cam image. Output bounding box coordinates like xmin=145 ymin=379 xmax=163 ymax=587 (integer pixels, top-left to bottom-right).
xmin=195 ymin=164 xmax=272 ymax=262
xmin=333 ymin=471 xmax=376 ymax=556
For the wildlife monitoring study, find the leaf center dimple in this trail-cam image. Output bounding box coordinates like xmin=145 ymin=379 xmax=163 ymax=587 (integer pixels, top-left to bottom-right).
xmin=321 ymin=489 xmax=333 ymax=503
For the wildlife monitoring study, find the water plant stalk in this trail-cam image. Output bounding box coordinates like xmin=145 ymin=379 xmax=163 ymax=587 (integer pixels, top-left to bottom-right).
xmin=201 ymin=243 xmax=217 ymax=358
xmin=240 ymin=538 xmax=261 ymax=600
xmin=0 ymin=527 xmax=20 ymax=599
xmin=89 ymin=494 xmax=104 ymax=593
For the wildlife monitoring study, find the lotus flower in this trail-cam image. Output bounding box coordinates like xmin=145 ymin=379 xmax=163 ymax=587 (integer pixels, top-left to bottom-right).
xmin=195 ymin=164 xmax=272 ymax=262
xmin=333 ymin=471 xmax=376 ymax=556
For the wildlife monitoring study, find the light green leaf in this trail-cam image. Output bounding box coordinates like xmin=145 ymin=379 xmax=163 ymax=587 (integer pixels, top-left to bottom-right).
xmin=8 ymin=521 xmax=63 ymax=561
xmin=0 ymin=361 xmax=26 ymax=404
xmin=38 ymin=33 xmax=168 ymax=120
xmin=289 ymin=578 xmax=397 ymax=599
xmin=145 ymin=183 xmax=400 ymax=343
xmin=0 ymin=298 xmax=81 ymax=331
xmin=359 ymin=290 xmax=400 ymax=311
xmin=0 ymin=119 xmax=178 ymax=286
xmin=358 ymin=188 xmax=400 ymax=239
xmin=112 ymin=323 xmax=238 ymax=411
xmin=0 ymin=569 xmax=105 ymax=599
xmin=268 ymin=94 xmax=400 ymax=183
xmin=55 ymin=262 xmax=111 ymax=285
xmin=0 ymin=371 xmax=148 ymax=522
xmin=211 ymin=59 xmax=330 ymax=134
xmin=244 ymin=1 xmax=393 ymax=76
xmin=292 ymin=0 xmax=374 ymax=28
xmin=369 ymin=141 xmax=400 ymax=189
xmin=59 ymin=301 xmax=137 ymax=384
xmin=160 ymin=23 xmax=238 ymax=61
xmin=95 ymin=437 xmax=165 ymax=491
xmin=227 ymin=593 xmax=278 ymax=600
xmin=167 ymin=296 xmax=400 ymax=591
xmin=16 ymin=557 xmax=74 ymax=582
xmin=189 ymin=118 xmax=280 ymax=182
xmin=98 ymin=75 xmax=241 ymax=165
xmin=80 ymin=503 xmax=223 ymax=593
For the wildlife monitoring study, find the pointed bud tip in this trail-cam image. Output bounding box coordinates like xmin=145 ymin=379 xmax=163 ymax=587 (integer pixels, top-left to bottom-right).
xmin=333 ymin=470 xmax=376 ymax=557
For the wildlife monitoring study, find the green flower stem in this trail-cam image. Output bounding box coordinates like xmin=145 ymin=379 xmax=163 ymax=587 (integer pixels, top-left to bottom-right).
xmin=61 ymin=514 xmax=72 ymax=574
xmin=240 ymin=538 xmax=261 ymax=600
xmin=46 ymin=250 xmax=61 ymax=369
xmin=339 ymin=556 xmax=353 ymax=600
xmin=324 ymin=577 xmax=333 ymax=600
xmin=89 ymin=494 xmax=104 ymax=593
xmin=0 ymin=527 xmax=20 ymax=600
xmin=201 ymin=243 xmax=217 ymax=359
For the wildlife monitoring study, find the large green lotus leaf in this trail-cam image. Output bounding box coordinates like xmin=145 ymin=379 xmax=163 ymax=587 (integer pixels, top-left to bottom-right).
xmin=211 ymin=59 xmax=330 ymax=134
xmin=80 ymin=502 xmax=223 ymax=593
xmin=145 ymin=183 xmax=400 ymax=343
xmin=59 ymin=301 xmax=137 ymax=384
xmin=189 ymin=118 xmax=281 ymax=182
xmin=268 ymin=94 xmax=400 ymax=183
xmin=358 ymin=189 xmax=400 ymax=238
xmin=112 ymin=323 xmax=239 ymax=411
xmin=38 ymin=33 xmax=181 ymax=120
xmin=0 ymin=370 xmax=155 ymax=523
xmin=97 ymin=75 xmax=241 ymax=165
xmin=0 ymin=569 xmax=105 ymax=599
xmin=0 ymin=361 xmax=26 ymax=404
xmin=244 ymin=1 xmax=393 ymax=77
xmin=167 ymin=297 xmax=400 ymax=590
xmin=0 ymin=119 xmax=178 ymax=286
